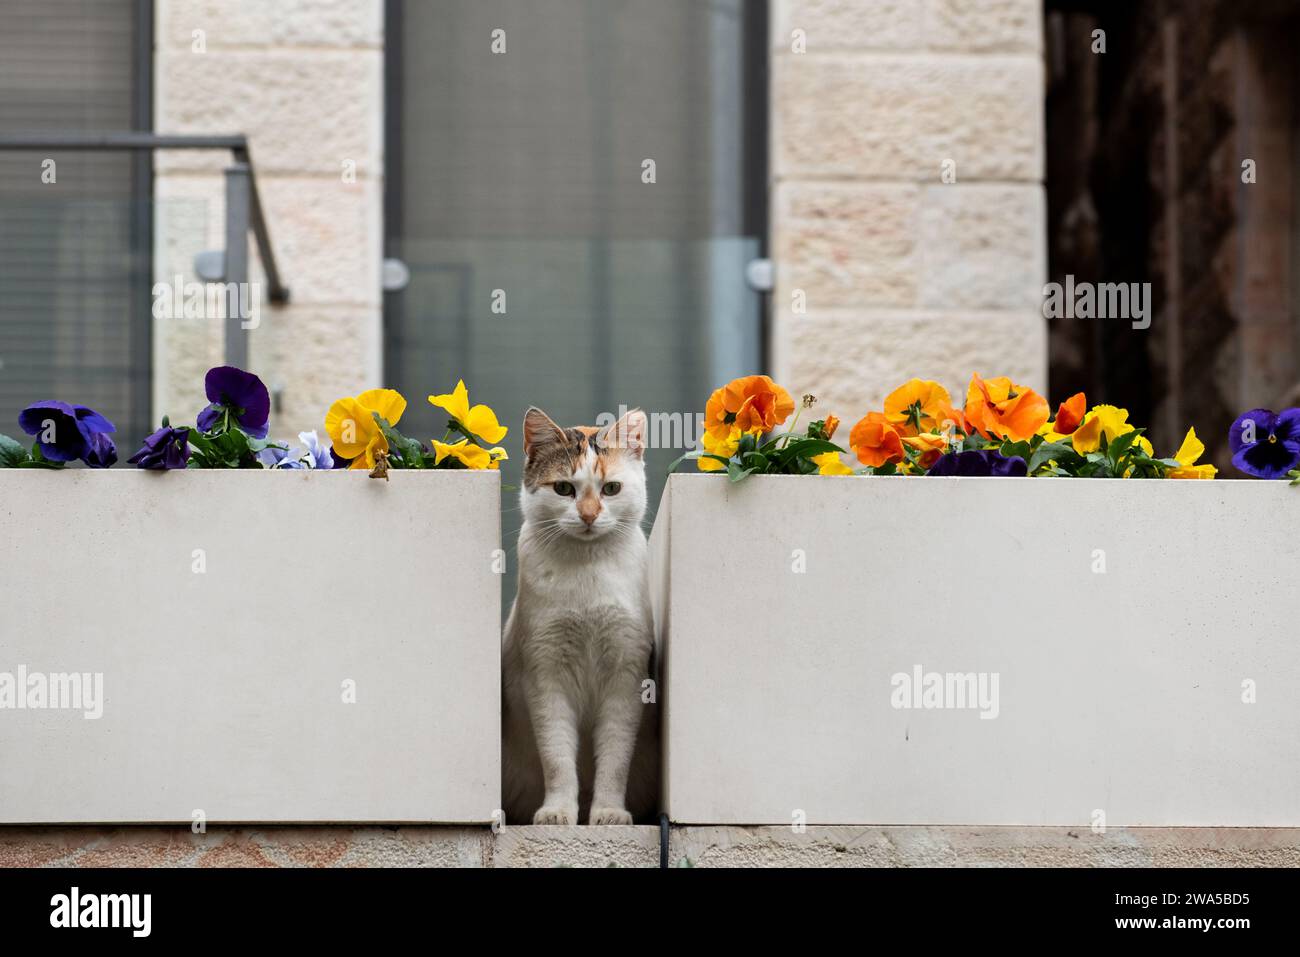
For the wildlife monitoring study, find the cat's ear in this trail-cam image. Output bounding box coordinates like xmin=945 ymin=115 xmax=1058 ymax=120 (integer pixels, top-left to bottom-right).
xmin=523 ymin=407 xmax=565 ymax=460
xmin=599 ymin=408 xmax=647 ymax=459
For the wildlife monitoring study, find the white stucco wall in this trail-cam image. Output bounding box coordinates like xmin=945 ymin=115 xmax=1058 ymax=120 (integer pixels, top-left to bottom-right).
xmin=769 ymin=0 xmax=1047 ymax=416
xmin=152 ymin=0 xmax=385 ymax=440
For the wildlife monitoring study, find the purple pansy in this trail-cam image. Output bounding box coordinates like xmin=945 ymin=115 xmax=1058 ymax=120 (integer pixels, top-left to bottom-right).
xmin=256 ymin=431 xmax=334 ymax=470
xmin=1228 ymin=408 xmax=1300 ymax=479
xmin=256 ymin=444 xmax=306 ymax=469
xmin=195 ymin=366 xmax=270 ymax=439
xmin=18 ymin=400 xmax=116 ymax=463
xmin=128 ymin=426 xmax=191 ymax=470
xmin=299 ymin=430 xmax=333 ymax=469
xmin=83 ymin=432 xmax=118 ymax=469
xmin=256 ymin=444 xmax=291 ymax=469
xmin=927 ymin=449 xmax=1027 ymax=477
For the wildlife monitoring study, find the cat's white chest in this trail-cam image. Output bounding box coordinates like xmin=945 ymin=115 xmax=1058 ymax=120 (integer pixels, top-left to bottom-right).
xmin=514 ymin=532 xmax=652 ymax=671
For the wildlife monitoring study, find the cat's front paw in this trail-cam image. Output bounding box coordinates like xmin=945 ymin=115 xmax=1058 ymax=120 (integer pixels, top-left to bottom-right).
xmin=533 ymin=805 xmax=577 ymax=825
xmin=588 ymin=806 xmax=633 ymax=825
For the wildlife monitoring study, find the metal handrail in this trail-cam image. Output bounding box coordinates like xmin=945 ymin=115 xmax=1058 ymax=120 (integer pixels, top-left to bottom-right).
xmin=0 ymin=132 xmax=290 ymax=368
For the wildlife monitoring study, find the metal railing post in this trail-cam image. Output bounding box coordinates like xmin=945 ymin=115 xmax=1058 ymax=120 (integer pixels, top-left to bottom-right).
xmin=0 ymin=132 xmax=291 ymax=360
xmin=223 ymin=162 xmax=251 ymax=370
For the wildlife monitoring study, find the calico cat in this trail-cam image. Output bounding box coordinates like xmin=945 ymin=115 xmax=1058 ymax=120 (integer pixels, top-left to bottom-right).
xmin=501 ymin=407 xmax=658 ymax=825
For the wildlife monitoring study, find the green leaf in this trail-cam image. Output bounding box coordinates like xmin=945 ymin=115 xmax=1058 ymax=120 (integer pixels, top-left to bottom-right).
xmin=666 ymin=450 xmax=702 ymax=474
xmin=726 ymin=462 xmax=756 ymax=483
xmin=0 ymin=433 xmax=28 ymax=468
xmin=186 ymin=427 xmax=253 ymax=469
xmin=1106 ymin=429 xmax=1140 ymax=464
xmin=18 ymin=444 xmax=63 ymax=469
xmin=1028 ymin=440 xmax=1076 ymax=473
xmin=374 ymin=414 xmax=424 ymax=468
xmin=769 ymin=438 xmax=843 ymax=468
xmin=999 ymin=439 xmax=1031 ymax=460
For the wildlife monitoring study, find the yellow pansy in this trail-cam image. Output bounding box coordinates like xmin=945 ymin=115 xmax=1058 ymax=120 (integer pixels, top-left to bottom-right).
xmin=1070 ymin=404 xmax=1153 ymax=455
xmin=428 ymin=380 xmax=508 ymax=444
xmin=1166 ymin=427 xmax=1217 ymax=479
xmin=487 ymin=447 xmax=508 ymax=470
xmin=698 ymin=426 xmax=741 ymax=472
xmin=432 ymin=438 xmax=494 ymax=470
xmin=812 ymin=451 xmax=853 ymax=475
xmin=325 ymin=388 xmax=407 ymax=470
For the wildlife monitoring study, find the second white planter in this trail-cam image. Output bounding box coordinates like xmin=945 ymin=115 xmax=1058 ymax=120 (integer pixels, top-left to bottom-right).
xmin=650 ymin=473 xmax=1300 ymax=826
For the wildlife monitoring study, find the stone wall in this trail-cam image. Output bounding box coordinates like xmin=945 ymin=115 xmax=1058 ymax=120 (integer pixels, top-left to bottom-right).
xmin=152 ymin=0 xmax=384 ymax=439
xmin=5 ymin=825 xmax=1298 ymax=868
xmin=769 ymin=0 xmax=1047 ymax=418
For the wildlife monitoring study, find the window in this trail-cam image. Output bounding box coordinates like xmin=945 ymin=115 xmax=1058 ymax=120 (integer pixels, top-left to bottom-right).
xmin=0 ymin=0 xmax=153 ymax=448
xmin=384 ymin=0 xmax=768 ymax=539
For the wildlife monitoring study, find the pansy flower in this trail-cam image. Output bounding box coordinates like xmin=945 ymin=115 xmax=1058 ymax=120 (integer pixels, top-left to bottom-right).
xmin=83 ymin=433 xmax=118 ymax=469
xmin=811 ymin=451 xmax=853 ymax=475
xmin=884 ymin=379 xmax=953 ymax=436
xmin=927 ymin=449 xmax=1027 ymax=477
xmin=428 ymin=380 xmax=508 ymax=444
xmin=1038 ymin=392 xmax=1086 ymax=442
xmin=196 ymin=366 xmax=271 ymax=439
xmin=704 ymin=375 xmax=795 ymax=441
xmin=325 ymin=389 xmax=407 ymax=471
xmin=963 ymin=374 xmax=1049 ymax=442
xmin=431 ymin=438 xmax=494 ymax=470
xmin=18 ymin=400 xmax=116 ymax=464
xmin=849 ymin=412 xmax=905 ymax=467
xmin=901 ymin=431 xmax=951 ymax=470
xmin=697 ymin=425 xmax=741 ymax=472
xmin=1070 ymin=404 xmax=1154 ymax=456
xmin=128 ymin=426 xmax=191 ymax=470
xmin=1165 ymin=427 xmax=1217 ymax=479
xmin=1228 ymin=408 xmax=1300 ymax=479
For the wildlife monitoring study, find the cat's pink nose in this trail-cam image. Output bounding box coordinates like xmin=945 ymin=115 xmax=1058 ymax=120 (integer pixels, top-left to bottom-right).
xmin=578 ymin=497 xmax=601 ymax=526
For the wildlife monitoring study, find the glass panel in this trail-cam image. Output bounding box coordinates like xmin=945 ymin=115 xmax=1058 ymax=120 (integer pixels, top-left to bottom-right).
xmin=387 ymin=0 xmax=766 ymax=587
xmin=390 ymin=236 xmax=760 ymax=522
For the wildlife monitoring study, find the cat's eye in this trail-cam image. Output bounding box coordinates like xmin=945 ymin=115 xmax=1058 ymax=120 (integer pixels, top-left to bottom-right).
xmin=602 ymin=481 xmax=622 ymax=496
xmin=553 ymin=480 xmax=576 ymax=497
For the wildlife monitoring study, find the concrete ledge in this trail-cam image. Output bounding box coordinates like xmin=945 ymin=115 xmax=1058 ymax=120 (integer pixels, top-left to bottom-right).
xmin=4 ymin=825 xmax=1297 ymax=868
xmin=670 ymin=826 xmax=1300 ymax=868
xmin=0 ymin=826 xmax=491 ymax=868
xmin=492 ymin=826 xmax=660 ymax=869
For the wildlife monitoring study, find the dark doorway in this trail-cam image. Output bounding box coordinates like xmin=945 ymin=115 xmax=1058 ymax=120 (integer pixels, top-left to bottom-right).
xmin=1045 ymin=0 xmax=1300 ymax=468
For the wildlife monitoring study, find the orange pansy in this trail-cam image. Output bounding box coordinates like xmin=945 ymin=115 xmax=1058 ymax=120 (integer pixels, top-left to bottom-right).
xmin=963 ymin=373 xmax=1050 ymax=442
xmin=849 ymin=412 xmax=905 ymax=467
xmin=821 ymin=414 xmax=841 ymax=441
xmin=705 ymin=374 xmax=795 ymax=440
xmin=1052 ymin=392 xmax=1086 ymax=436
xmin=901 ymin=432 xmax=951 ymax=470
xmin=883 ymin=379 xmax=953 ymax=436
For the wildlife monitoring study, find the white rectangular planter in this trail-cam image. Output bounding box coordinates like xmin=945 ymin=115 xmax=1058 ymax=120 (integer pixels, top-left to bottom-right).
xmin=651 ymin=473 xmax=1300 ymax=826
xmin=0 ymin=470 xmax=501 ymax=824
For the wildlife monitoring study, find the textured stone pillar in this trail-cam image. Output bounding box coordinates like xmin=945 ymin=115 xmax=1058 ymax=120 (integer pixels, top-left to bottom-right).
xmin=769 ymin=0 xmax=1047 ymax=418
xmin=152 ymin=0 xmax=384 ymax=438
